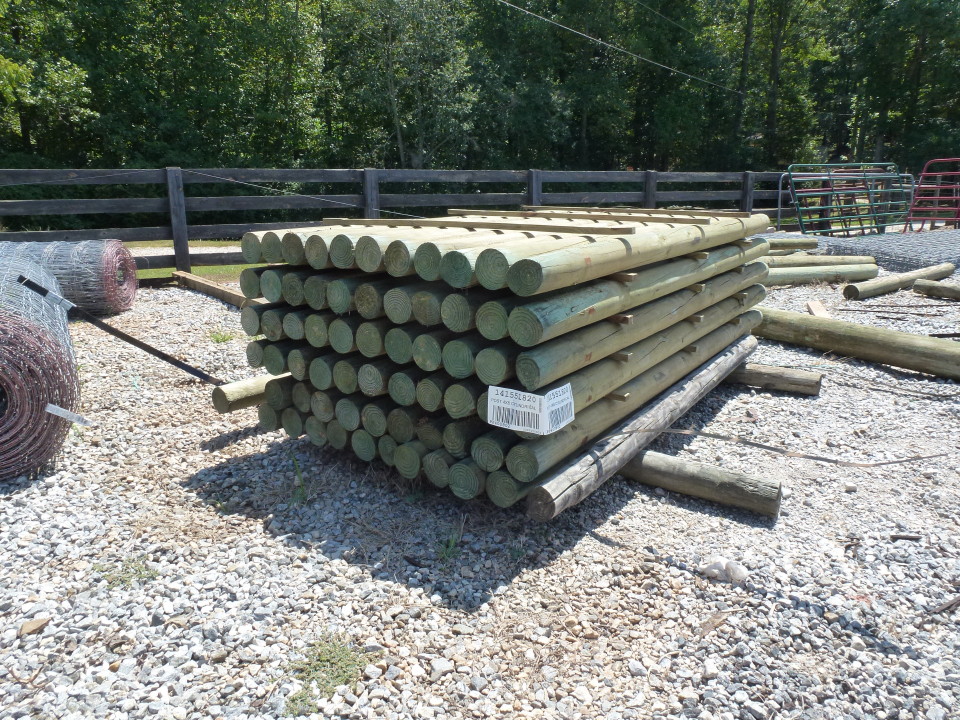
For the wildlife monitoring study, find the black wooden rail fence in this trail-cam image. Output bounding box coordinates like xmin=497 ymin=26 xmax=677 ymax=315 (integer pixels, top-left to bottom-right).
xmin=0 ymin=167 xmax=788 ymax=273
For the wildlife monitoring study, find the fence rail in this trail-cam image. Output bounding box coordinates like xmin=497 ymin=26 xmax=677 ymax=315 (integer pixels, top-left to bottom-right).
xmin=0 ymin=167 xmax=789 ymax=272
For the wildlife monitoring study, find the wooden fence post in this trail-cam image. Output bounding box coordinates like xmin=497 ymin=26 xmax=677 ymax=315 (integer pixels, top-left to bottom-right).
xmin=643 ymin=170 xmax=658 ymax=208
xmin=165 ymin=166 xmax=191 ymax=272
xmin=740 ymin=171 xmax=756 ymax=212
xmin=363 ymin=168 xmax=381 ymax=219
xmin=527 ymin=169 xmax=543 ymax=206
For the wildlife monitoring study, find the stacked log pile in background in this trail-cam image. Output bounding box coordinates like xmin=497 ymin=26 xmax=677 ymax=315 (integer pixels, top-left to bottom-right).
xmin=235 ymin=207 xmax=771 ymax=517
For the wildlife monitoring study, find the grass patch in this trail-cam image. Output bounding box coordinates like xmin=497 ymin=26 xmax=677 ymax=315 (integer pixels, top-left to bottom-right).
xmin=137 ymin=263 xmax=260 ymax=283
xmin=209 ymin=330 xmax=235 ymax=343
xmin=284 ymin=637 xmax=374 ymax=716
xmin=93 ymin=556 xmax=158 ymax=588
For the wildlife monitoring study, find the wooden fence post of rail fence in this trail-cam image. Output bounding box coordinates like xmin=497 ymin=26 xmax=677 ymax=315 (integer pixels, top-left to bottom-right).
xmin=527 ymin=169 xmax=542 ymax=206
xmin=363 ymin=168 xmax=381 ymax=219
xmin=165 ymin=166 xmax=191 ymax=272
xmin=643 ymin=170 xmax=658 ymax=208
xmin=740 ymin=171 xmax=756 ymax=212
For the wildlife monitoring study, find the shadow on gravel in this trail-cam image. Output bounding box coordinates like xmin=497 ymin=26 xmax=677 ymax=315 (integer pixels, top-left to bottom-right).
xmin=183 ymin=388 xmax=784 ymax=613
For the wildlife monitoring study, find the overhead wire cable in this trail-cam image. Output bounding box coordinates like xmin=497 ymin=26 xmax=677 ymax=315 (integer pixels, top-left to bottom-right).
xmin=491 ymin=0 xmax=742 ymax=95
xmin=626 ymin=0 xmax=696 ymax=36
xmin=181 ymin=169 xmax=429 ymax=219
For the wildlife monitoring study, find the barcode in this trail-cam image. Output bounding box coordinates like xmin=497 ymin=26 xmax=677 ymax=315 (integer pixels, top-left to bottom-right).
xmin=548 ymin=402 xmax=574 ymax=433
xmin=491 ymin=405 xmax=540 ymax=432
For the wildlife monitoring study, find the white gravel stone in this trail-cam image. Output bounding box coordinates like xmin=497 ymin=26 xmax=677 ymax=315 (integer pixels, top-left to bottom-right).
xmin=0 ymin=280 xmax=956 ymax=720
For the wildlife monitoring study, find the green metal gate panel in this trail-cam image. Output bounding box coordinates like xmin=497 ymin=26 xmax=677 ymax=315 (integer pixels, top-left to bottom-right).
xmin=786 ymin=163 xmax=913 ymax=237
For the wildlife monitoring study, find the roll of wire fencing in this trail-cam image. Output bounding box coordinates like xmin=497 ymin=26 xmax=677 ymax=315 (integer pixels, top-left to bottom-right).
xmin=0 ymin=239 xmax=137 ymax=314
xmin=0 ymin=256 xmax=80 ymax=481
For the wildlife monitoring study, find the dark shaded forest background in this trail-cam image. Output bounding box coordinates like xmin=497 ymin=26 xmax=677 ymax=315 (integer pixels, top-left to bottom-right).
xmin=1 ymin=0 xmax=958 ymax=174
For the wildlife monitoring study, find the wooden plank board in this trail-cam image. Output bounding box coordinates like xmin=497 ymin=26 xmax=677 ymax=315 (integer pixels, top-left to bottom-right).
xmin=181 ymin=168 xmax=362 ymax=184
xmin=0 ymin=197 xmax=167 ymax=216
xmin=447 ymin=209 xmax=713 ymax=224
xmin=805 ymin=300 xmax=831 ymax=318
xmin=521 ymin=205 xmax=752 ymax=218
xmin=185 ymin=194 xmax=364 ymax=212
xmin=321 ymin=217 xmax=637 ymax=235
xmin=378 ymin=169 xmax=526 ymax=183
xmin=172 ymin=271 xmax=261 ymax=308
xmin=134 ymin=252 xmax=247 ymax=269
xmin=379 ymin=192 xmax=526 ymax=208
xmin=0 ymin=169 xmax=166 ymax=185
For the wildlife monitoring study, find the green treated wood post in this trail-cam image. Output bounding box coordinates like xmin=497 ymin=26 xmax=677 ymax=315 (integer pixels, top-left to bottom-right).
xmin=165 ymin=167 xmax=191 ymax=272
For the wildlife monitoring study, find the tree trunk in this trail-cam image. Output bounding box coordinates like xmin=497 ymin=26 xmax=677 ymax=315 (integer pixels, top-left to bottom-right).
xmin=731 ymin=0 xmax=757 ymax=146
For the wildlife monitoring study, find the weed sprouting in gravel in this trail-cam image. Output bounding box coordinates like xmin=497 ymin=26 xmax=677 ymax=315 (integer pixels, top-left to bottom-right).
xmin=288 ymin=451 xmax=308 ymax=506
xmin=283 ymin=636 xmax=375 ymax=716
xmin=436 ymin=515 xmax=466 ymax=563
xmin=93 ymin=556 xmax=158 ymax=588
xmin=209 ymin=330 xmax=234 ymax=343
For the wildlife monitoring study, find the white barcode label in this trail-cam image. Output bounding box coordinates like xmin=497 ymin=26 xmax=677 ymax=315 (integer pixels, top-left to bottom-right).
xmin=486 ymin=384 xmax=574 ymax=436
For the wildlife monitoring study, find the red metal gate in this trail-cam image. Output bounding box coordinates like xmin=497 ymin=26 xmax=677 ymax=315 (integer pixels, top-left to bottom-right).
xmin=906 ymin=158 xmax=960 ymax=230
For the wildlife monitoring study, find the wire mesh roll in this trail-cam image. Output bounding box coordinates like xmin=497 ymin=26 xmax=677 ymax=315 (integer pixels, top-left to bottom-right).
xmin=0 ymin=239 xmax=137 ymax=314
xmin=0 ymin=256 xmax=80 ymax=480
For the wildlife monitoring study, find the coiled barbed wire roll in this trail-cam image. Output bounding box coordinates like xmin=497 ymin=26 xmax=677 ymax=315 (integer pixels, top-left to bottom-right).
xmin=0 ymin=239 xmax=137 ymax=314
xmin=0 ymin=257 xmax=80 ymax=480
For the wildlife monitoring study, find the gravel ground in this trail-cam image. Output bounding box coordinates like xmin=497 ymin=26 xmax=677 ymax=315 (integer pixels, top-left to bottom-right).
xmin=1 ymin=270 xmax=958 ymax=720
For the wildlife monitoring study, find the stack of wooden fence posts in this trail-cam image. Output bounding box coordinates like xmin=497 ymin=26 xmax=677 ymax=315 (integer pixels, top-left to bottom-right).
xmin=237 ymin=207 xmax=771 ymax=518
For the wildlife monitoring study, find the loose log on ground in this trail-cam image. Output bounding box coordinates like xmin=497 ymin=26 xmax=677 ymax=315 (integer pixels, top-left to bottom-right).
xmin=724 ymin=362 xmax=822 ymax=395
xmin=913 ymin=279 xmax=960 ymax=301
xmin=507 ymin=237 xmax=768 ymax=346
xmin=212 ymin=375 xmax=272 ymax=413
xmin=755 ymin=306 xmax=960 ymax=380
xmin=761 ymin=254 xmax=875 ymax=267
xmin=524 ymin=334 xmax=758 ymax=521
xmin=842 ymin=262 xmax=956 ymax=300
xmin=765 ymin=264 xmax=878 ymax=286
xmin=766 ymin=237 xmax=819 ymax=250
xmin=620 ymin=451 xmax=781 ymax=517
